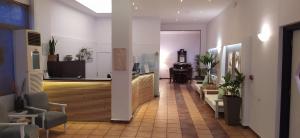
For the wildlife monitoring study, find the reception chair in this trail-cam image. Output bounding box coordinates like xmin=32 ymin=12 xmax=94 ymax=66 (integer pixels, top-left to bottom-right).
xmin=25 ymin=92 xmax=67 ymax=138
xmin=0 ymin=103 xmax=39 ymax=138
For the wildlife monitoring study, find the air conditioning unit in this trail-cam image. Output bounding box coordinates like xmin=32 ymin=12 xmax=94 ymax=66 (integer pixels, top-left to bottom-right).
xmin=13 ymin=0 xmax=30 ymax=5
xmin=14 ymin=30 xmax=43 ymax=94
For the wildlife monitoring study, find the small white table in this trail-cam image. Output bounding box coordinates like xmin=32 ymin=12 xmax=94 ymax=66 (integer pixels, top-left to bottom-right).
xmin=9 ymin=111 xmax=30 ymax=123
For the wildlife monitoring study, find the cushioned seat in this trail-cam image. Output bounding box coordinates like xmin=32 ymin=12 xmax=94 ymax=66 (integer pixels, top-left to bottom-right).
xmin=26 ymin=92 xmax=67 ymax=138
xmin=0 ymin=125 xmax=39 ymax=138
xmin=204 ymin=93 xmax=224 ymax=119
xmin=0 ymin=103 xmax=39 ymax=138
xmin=36 ymin=111 xmax=67 ymax=129
xmin=205 ymin=95 xmax=224 ymax=109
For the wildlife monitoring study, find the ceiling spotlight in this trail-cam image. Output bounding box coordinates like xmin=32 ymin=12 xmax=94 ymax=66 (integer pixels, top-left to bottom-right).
xmin=134 ymin=6 xmax=138 ymax=10
xmin=180 ymin=0 xmax=183 ymax=3
xmin=177 ymin=10 xmax=181 ymax=14
xmin=132 ymin=2 xmax=135 ymax=6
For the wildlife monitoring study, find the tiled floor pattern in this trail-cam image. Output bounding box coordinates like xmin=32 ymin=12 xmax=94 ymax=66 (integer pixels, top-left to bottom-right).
xmin=41 ymin=80 xmax=258 ymax=138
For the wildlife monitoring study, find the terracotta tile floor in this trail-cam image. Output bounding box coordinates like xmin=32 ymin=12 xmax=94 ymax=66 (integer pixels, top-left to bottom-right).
xmin=41 ymin=80 xmax=258 ymax=138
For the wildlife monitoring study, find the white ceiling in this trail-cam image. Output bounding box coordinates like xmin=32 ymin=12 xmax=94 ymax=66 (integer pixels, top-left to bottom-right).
xmin=57 ymin=0 xmax=233 ymax=24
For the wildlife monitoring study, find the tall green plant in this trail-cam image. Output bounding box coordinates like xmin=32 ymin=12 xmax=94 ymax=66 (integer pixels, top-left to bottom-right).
xmin=195 ymin=55 xmax=207 ymax=77
xmin=198 ymin=52 xmax=219 ymax=83
xmin=219 ymin=68 xmax=245 ymax=96
xmin=48 ymin=37 xmax=57 ymax=55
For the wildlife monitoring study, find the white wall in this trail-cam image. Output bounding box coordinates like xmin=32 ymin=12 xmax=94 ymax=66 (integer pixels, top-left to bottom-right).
xmin=206 ymin=0 xmax=300 ymax=137
xmin=133 ymin=18 xmax=160 ymax=58
xmin=160 ymin=31 xmax=201 ymax=78
xmin=161 ymin=24 xmax=207 ymax=55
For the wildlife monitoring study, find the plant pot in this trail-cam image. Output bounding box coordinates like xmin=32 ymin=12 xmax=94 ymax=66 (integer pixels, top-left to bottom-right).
xmin=48 ymin=55 xmax=57 ymax=62
xmin=203 ymin=83 xmax=217 ymax=90
xmin=223 ymin=95 xmax=242 ymax=125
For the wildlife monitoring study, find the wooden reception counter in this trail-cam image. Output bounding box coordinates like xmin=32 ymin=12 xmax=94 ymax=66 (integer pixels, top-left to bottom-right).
xmin=43 ymin=73 xmax=154 ymax=122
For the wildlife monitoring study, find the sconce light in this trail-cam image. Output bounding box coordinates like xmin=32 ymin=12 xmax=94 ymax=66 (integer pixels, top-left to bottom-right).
xmin=258 ymin=23 xmax=271 ymax=42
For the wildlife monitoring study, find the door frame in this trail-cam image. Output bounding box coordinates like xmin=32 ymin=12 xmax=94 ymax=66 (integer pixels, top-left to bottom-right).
xmin=280 ymin=22 xmax=300 ymax=138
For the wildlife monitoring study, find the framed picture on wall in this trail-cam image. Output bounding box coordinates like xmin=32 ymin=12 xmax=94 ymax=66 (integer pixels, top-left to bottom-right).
xmin=227 ymin=52 xmax=233 ymax=74
xmin=235 ymin=51 xmax=241 ymax=72
xmin=226 ymin=51 xmax=241 ymax=75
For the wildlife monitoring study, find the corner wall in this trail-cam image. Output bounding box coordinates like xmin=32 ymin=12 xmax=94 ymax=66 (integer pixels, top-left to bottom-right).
xmin=207 ymin=0 xmax=300 ymax=137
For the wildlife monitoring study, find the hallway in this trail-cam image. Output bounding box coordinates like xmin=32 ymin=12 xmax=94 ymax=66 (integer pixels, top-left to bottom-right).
xmin=45 ymin=80 xmax=257 ymax=138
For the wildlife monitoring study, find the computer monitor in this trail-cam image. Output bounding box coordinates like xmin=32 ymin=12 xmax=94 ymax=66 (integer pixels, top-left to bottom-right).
xmin=132 ymin=63 xmax=140 ymax=73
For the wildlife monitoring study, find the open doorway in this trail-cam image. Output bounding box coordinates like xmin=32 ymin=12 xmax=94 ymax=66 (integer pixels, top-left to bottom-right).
xmin=159 ymin=31 xmax=201 ymax=79
xmin=280 ymin=22 xmax=300 ymax=138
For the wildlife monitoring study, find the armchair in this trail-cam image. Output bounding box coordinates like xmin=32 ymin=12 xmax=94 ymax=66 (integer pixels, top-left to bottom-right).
xmin=0 ymin=104 xmax=39 ymax=138
xmin=25 ymin=92 xmax=67 ymax=138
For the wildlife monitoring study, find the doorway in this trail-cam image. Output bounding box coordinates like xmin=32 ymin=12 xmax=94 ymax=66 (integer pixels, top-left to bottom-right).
xmin=159 ymin=31 xmax=201 ymax=79
xmin=96 ymin=52 xmax=112 ymax=78
xmin=280 ymin=22 xmax=300 ymax=138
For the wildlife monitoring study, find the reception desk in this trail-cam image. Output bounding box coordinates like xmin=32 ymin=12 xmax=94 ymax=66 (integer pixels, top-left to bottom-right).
xmin=43 ymin=73 xmax=154 ymax=122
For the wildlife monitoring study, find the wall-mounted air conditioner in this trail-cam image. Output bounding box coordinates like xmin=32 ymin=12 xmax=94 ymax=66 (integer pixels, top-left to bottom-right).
xmin=14 ymin=30 xmax=43 ymax=94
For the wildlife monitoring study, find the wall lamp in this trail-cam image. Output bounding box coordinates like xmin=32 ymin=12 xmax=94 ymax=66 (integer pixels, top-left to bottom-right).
xmin=258 ymin=23 xmax=271 ymax=42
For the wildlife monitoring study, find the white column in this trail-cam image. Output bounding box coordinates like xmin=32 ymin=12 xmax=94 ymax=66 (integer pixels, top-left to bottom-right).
xmin=111 ymin=0 xmax=133 ymax=121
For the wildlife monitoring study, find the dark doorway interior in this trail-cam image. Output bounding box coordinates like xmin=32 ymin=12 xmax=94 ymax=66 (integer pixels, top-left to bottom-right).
xmin=280 ymin=22 xmax=300 ymax=138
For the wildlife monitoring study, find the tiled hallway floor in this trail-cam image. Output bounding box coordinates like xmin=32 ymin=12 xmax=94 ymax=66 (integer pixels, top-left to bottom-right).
xmin=44 ymin=80 xmax=258 ymax=138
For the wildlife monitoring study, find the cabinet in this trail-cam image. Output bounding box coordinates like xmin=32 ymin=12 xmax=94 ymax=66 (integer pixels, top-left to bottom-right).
xmin=47 ymin=61 xmax=85 ymax=78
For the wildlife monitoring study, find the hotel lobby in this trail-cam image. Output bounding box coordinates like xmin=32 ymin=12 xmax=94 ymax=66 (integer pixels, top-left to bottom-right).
xmin=1 ymin=0 xmax=300 ymax=138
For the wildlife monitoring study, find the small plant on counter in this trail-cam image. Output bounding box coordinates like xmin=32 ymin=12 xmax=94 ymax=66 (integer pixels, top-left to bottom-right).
xmin=48 ymin=37 xmax=57 ymax=55
xmin=76 ymin=48 xmax=93 ymax=61
xmin=48 ymin=37 xmax=58 ymax=62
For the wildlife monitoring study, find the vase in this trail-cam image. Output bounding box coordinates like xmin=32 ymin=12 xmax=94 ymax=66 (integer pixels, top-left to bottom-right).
xmin=14 ymin=96 xmax=24 ymax=113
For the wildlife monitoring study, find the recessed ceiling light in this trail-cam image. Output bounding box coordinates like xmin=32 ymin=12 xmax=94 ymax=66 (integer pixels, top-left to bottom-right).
xmin=75 ymin=0 xmax=112 ymax=13
xmin=180 ymin=0 xmax=183 ymax=3
xmin=134 ymin=6 xmax=138 ymax=10
xmin=132 ymin=2 xmax=135 ymax=6
xmin=177 ymin=10 xmax=181 ymax=14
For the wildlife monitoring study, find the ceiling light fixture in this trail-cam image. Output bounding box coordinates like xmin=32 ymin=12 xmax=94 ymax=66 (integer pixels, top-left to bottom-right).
xmin=180 ymin=0 xmax=183 ymax=3
xmin=134 ymin=6 xmax=138 ymax=10
xmin=132 ymin=2 xmax=135 ymax=6
xmin=75 ymin=0 xmax=112 ymax=13
xmin=177 ymin=10 xmax=181 ymax=14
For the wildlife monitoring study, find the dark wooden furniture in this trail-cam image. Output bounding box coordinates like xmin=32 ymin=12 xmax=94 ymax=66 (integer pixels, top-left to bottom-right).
xmin=172 ymin=63 xmax=192 ymax=83
xmin=47 ymin=61 xmax=85 ymax=78
xmin=169 ymin=49 xmax=193 ymax=83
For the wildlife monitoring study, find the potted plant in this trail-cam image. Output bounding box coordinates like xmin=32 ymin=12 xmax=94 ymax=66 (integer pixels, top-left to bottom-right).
xmin=195 ymin=55 xmax=207 ymax=81
xmin=76 ymin=48 xmax=93 ymax=61
xmin=219 ymin=68 xmax=245 ymax=125
xmin=198 ymin=52 xmax=219 ymax=88
xmin=48 ymin=37 xmax=58 ymax=62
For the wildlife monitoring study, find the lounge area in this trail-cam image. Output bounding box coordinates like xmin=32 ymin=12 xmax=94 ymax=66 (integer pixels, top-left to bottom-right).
xmin=1 ymin=0 xmax=300 ymax=138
